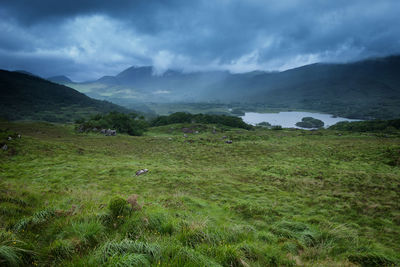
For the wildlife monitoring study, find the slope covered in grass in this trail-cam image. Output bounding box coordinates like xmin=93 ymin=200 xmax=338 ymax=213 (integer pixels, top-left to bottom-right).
xmin=0 ymin=70 xmax=128 ymax=122
xmin=1 ymin=121 xmax=400 ymax=266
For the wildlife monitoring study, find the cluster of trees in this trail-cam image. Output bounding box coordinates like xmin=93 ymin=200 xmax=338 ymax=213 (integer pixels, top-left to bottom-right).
xmin=150 ymin=112 xmax=252 ymax=130
xmin=296 ymin=117 xmax=325 ymax=128
xmin=76 ymin=111 xmax=256 ymax=136
xmin=329 ymin=119 xmax=400 ymax=132
xmin=77 ymin=112 xmax=149 ymax=136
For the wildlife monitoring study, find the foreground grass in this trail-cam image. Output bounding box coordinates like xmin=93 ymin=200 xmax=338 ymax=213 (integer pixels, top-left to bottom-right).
xmin=1 ymin=121 xmax=399 ymax=266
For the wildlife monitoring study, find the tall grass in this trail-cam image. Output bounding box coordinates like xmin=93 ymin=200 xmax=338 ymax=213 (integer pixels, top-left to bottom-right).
xmin=0 ymin=231 xmax=33 ymax=267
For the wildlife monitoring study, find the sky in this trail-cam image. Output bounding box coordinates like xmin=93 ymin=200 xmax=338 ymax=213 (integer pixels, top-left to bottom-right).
xmin=0 ymin=0 xmax=399 ymax=81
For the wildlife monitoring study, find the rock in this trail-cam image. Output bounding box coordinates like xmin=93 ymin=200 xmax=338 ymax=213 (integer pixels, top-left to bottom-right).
xmin=168 ymin=137 xmax=173 ymax=140
xmin=222 ymin=136 xmax=227 ymax=139
xmin=183 ymin=134 xmax=188 ymax=138
xmin=182 ymin=127 xmax=194 ymax=134
xmin=100 ymin=129 xmax=106 ymax=134
xmin=77 ymin=126 xmax=84 ymax=133
xmin=212 ymin=127 xmax=216 ymax=134
xmin=105 ymin=129 xmax=117 ymax=136
xmin=7 ymin=136 xmax=12 ymax=141
xmin=225 ymin=140 xmax=233 ymax=144
xmin=127 ymin=194 xmax=141 ymax=211
xmin=17 ymin=134 xmax=21 ymax=138
xmin=92 ymin=127 xmax=98 ymax=132
xmin=1 ymin=144 xmax=7 ymax=151
xmin=195 ymin=131 xmax=199 ymax=134
xmin=136 ymin=169 xmax=149 ymax=176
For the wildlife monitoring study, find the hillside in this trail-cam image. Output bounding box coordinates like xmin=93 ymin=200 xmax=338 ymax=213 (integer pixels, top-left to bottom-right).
xmin=48 ymin=75 xmax=73 ymax=84
xmin=0 ymin=70 xmax=128 ymax=122
xmin=1 ymin=121 xmax=399 ymax=266
xmin=65 ymin=55 xmax=400 ymax=119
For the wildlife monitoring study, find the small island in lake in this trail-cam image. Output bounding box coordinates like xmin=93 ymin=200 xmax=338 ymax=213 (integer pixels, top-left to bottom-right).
xmin=296 ymin=117 xmax=325 ymax=128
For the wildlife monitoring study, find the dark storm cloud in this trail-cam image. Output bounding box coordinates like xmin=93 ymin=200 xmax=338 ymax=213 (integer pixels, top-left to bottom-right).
xmin=0 ymin=0 xmax=399 ymax=81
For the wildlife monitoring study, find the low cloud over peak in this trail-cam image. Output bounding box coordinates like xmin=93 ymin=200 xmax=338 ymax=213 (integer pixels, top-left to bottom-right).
xmin=1 ymin=0 xmax=399 ymax=81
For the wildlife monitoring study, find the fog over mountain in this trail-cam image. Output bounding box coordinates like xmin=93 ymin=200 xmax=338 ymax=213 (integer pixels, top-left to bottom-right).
xmin=1 ymin=0 xmax=400 ymax=81
xmin=55 ymin=55 xmax=399 ymax=119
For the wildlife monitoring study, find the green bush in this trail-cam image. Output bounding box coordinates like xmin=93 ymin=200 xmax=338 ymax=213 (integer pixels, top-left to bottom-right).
xmin=108 ymin=197 xmax=129 ymax=218
xmin=78 ymin=112 xmax=149 ymax=136
xmin=329 ymin=118 xmax=400 ymax=132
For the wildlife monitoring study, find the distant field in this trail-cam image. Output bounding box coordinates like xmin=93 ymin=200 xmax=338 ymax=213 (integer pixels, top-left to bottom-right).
xmin=1 ymin=121 xmax=400 ymax=266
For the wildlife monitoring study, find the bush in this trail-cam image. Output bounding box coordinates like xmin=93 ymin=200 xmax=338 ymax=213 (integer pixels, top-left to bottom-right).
xmin=77 ymin=112 xmax=149 ymax=136
xmin=108 ymin=197 xmax=129 ymax=218
xmin=329 ymin=118 xmax=400 ymax=132
xmin=271 ymin=125 xmax=283 ymax=130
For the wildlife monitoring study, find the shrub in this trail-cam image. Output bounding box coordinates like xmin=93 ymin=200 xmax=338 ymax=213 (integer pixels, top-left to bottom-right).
xmin=271 ymin=125 xmax=283 ymax=130
xmin=108 ymin=197 xmax=129 ymax=218
xmin=77 ymin=112 xmax=149 ymax=136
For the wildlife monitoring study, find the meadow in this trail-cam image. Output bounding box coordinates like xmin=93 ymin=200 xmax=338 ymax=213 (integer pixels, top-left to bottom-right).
xmin=1 ymin=121 xmax=399 ymax=266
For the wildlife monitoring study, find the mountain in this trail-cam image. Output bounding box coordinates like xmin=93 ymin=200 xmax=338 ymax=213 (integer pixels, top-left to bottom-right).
xmin=203 ymin=55 xmax=400 ymax=118
xmin=0 ymin=70 xmax=128 ymax=122
xmin=64 ymin=55 xmax=400 ymax=119
xmin=48 ymin=75 xmax=73 ymax=83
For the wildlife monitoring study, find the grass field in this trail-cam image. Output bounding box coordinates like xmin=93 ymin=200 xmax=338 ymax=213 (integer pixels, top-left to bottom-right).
xmin=1 ymin=121 xmax=400 ymax=266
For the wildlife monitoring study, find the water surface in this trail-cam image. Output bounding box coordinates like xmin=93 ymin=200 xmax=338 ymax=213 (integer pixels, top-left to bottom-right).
xmin=241 ymin=112 xmax=359 ymax=128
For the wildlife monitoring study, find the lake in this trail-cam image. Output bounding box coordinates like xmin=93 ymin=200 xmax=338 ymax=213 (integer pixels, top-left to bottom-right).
xmin=241 ymin=111 xmax=360 ymax=128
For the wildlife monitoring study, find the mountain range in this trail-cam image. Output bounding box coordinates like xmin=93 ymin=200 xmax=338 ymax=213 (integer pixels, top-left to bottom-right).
xmin=2 ymin=55 xmax=400 ymax=121
xmin=57 ymin=55 xmax=400 ymax=119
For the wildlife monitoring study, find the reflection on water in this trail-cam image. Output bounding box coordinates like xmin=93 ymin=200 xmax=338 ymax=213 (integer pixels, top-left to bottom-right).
xmin=241 ymin=112 xmax=360 ymax=128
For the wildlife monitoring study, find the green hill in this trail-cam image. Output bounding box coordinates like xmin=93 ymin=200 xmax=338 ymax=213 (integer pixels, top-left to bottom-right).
xmin=0 ymin=70 xmax=128 ymax=122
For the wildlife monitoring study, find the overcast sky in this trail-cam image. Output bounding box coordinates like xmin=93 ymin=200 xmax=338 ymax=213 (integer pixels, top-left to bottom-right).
xmin=0 ymin=0 xmax=399 ymax=81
